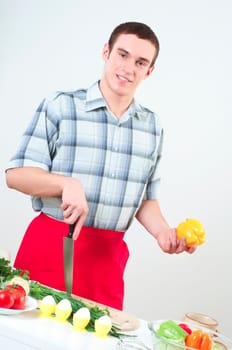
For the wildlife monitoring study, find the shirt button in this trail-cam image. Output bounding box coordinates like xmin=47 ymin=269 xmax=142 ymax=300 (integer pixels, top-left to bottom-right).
xmin=114 ymin=147 xmax=118 ymax=151
xmin=111 ymin=173 xmax=115 ymax=178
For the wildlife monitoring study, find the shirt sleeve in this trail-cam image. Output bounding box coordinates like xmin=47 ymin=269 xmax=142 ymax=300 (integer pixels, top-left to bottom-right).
xmin=6 ymin=93 xmax=60 ymax=171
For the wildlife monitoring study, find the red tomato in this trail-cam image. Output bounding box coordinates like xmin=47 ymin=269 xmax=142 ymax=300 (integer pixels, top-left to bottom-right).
xmin=6 ymin=284 xmax=26 ymax=296
xmin=5 ymin=285 xmax=26 ymax=309
xmin=0 ymin=290 xmax=15 ymax=308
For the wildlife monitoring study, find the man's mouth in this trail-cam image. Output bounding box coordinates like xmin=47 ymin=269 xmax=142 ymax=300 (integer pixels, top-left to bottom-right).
xmin=117 ymin=74 xmax=132 ymax=83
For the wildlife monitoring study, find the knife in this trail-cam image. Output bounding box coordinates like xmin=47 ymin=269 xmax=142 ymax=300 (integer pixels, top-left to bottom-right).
xmin=63 ymin=224 xmax=75 ymax=294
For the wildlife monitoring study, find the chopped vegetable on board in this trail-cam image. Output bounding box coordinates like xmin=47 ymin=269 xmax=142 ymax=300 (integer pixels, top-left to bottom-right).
xmin=0 ymin=258 xmax=128 ymax=338
xmin=29 ymin=281 xmax=123 ymax=338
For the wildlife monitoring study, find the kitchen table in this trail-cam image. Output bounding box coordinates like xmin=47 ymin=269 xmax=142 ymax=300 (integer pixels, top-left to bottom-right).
xmin=0 ymin=307 xmax=153 ymax=350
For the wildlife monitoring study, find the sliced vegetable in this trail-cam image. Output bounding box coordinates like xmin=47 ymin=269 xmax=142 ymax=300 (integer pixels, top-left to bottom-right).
xmin=95 ymin=315 xmax=112 ymax=337
xmin=39 ymin=295 xmax=56 ymax=317
xmin=186 ymin=330 xmax=203 ymax=348
xmin=178 ymin=323 xmax=192 ymax=334
xmin=9 ymin=276 xmax=30 ymax=296
xmin=29 ymin=281 xmax=121 ymax=338
xmin=185 ymin=330 xmax=212 ymax=350
xmin=55 ymin=299 xmax=72 ymax=321
xmin=157 ymin=320 xmax=187 ymax=343
xmin=0 ymin=260 xmax=122 ymax=338
xmin=73 ymin=307 xmax=90 ymax=331
xmin=177 ymin=218 xmax=206 ymax=247
xmin=200 ymin=333 xmax=212 ymax=350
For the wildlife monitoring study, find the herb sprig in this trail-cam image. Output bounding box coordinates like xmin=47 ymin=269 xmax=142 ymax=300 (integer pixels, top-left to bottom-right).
xmin=29 ymin=281 xmax=123 ymax=337
xmin=0 ymin=258 xmax=29 ymax=287
xmin=0 ymin=258 xmax=126 ymax=338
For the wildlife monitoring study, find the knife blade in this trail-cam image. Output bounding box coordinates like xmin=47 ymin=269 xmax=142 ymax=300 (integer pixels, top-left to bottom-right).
xmin=63 ymin=224 xmax=75 ymax=294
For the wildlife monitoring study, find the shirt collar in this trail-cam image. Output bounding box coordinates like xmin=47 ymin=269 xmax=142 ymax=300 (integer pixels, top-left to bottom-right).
xmin=85 ymin=81 xmax=150 ymax=121
xmin=85 ymin=81 xmax=107 ymax=111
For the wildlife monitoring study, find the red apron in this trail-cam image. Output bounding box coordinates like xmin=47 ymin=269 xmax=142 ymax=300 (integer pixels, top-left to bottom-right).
xmin=14 ymin=213 xmax=129 ymax=310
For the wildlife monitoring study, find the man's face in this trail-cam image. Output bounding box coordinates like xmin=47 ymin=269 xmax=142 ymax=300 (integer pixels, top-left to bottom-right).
xmin=101 ymin=33 xmax=157 ymax=98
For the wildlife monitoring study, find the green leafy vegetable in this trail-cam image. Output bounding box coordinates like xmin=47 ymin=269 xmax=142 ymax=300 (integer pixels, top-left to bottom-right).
xmin=0 ymin=258 xmax=29 ymax=288
xmin=0 ymin=258 xmax=125 ymax=338
xmin=29 ymin=281 xmax=123 ymax=338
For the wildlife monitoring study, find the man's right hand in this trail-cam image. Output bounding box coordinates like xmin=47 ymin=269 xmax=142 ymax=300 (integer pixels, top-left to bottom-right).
xmin=6 ymin=167 xmax=88 ymax=239
xmin=61 ymin=178 xmax=89 ymax=239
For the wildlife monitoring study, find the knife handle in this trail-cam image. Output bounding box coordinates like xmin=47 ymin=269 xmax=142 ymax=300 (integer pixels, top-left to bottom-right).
xmin=67 ymin=224 xmax=75 ymax=238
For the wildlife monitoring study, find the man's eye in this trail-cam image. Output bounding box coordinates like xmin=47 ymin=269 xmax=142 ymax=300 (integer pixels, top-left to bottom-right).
xmin=137 ymin=61 xmax=146 ymax=66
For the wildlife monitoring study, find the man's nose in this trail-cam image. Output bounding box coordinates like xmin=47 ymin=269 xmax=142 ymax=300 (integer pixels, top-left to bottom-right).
xmin=121 ymin=58 xmax=134 ymax=72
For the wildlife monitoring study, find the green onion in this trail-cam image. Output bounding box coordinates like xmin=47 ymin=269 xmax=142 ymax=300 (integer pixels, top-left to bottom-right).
xmin=0 ymin=259 xmax=127 ymax=338
xmin=29 ymin=281 xmax=123 ymax=337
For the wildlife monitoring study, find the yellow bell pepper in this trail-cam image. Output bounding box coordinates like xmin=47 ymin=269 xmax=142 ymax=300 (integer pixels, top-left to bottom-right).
xmin=176 ymin=218 xmax=206 ymax=247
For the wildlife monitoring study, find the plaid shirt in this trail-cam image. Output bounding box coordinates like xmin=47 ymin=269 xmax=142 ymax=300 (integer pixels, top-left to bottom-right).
xmin=8 ymin=81 xmax=163 ymax=231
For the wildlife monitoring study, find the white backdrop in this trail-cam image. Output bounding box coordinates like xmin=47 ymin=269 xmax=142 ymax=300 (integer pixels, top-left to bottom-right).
xmin=1 ymin=0 xmax=231 ymax=337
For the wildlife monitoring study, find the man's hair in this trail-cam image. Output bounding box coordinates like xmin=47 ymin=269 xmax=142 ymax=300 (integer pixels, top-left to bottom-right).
xmin=108 ymin=22 xmax=160 ymax=66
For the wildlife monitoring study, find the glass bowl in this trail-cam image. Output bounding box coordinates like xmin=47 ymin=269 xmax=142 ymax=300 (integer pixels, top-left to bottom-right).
xmin=148 ymin=320 xmax=232 ymax=350
xmin=183 ymin=312 xmax=218 ymax=331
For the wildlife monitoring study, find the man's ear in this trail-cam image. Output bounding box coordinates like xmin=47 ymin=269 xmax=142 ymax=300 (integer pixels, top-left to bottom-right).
xmin=102 ymin=43 xmax=110 ymax=61
xmin=145 ymin=65 xmax=155 ymax=79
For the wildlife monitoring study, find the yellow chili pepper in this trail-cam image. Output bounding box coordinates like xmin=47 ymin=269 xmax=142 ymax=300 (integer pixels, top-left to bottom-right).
xmin=177 ymin=218 xmax=206 ymax=247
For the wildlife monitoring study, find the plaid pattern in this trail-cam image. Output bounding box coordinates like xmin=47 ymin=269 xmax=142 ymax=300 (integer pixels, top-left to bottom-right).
xmin=8 ymin=81 xmax=163 ymax=231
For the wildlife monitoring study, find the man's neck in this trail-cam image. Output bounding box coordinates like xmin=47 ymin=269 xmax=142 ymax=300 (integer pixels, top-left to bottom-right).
xmin=99 ymin=80 xmax=133 ymax=119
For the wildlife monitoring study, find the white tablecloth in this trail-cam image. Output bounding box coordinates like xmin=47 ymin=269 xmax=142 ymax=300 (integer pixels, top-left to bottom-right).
xmin=0 ymin=308 xmax=153 ymax=350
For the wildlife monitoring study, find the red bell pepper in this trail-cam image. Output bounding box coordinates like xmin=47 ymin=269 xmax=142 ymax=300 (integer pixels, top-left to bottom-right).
xmin=178 ymin=323 xmax=192 ymax=335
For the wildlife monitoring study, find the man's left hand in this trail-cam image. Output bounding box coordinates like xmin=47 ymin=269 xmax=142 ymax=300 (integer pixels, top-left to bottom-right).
xmin=155 ymin=228 xmax=196 ymax=254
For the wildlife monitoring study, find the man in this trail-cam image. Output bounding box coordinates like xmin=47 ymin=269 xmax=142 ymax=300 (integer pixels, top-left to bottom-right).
xmin=5 ymin=22 xmax=196 ymax=310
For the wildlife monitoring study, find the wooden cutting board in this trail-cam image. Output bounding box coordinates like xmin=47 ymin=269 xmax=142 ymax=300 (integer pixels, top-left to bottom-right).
xmin=73 ymin=295 xmax=140 ymax=331
xmin=29 ymin=281 xmax=140 ymax=331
